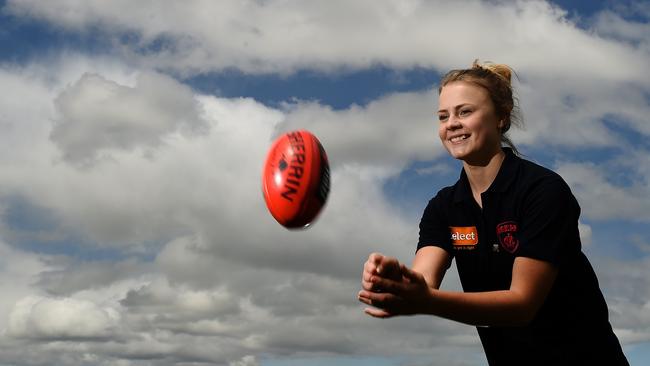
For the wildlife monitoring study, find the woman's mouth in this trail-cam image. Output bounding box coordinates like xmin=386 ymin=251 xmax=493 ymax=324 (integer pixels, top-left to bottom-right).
xmin=450 ymin=134 xmax=470 ymax=143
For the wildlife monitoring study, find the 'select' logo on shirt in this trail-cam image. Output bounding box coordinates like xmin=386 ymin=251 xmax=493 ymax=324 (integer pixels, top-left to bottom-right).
xmin=450 ymin=226 xmax=478 ymax=250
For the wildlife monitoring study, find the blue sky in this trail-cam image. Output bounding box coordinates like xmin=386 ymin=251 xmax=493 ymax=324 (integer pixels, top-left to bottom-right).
xmin=0 ymin=1 xmax=649 ymax=365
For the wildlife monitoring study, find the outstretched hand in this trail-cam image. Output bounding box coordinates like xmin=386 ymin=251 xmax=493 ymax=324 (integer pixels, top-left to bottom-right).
xmin=359 ymin=256 xmax=434 ymax=318
xmin=361 ymin=253 xmax=402 ymax=293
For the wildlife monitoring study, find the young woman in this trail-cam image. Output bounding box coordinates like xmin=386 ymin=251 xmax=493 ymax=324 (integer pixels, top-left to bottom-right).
xmin=358 ymin=61 xmax=629 ymax=365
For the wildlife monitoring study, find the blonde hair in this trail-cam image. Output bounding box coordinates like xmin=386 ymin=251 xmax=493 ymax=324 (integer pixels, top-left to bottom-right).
xmin=439 ymin=60 xmax=523 ymax=155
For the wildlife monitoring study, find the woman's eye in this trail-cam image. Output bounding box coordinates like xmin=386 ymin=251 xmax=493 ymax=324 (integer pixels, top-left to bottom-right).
xmin=438 ymin=114 xmax=448 ymax=122
xmin=459 ymin=109 xmax=472 ymax=116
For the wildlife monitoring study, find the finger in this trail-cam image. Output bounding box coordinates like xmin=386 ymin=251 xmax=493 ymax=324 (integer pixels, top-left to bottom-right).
xmin=378 ymin=257 xmax=401 ymax=279
xmin=363 ymin=262 xmax=375 ymax=276
xmin=364 ymin=307 xmax=393 ymax=318
xmin=363 ymin=270 xmax=383 ymax=291
xmin=358 ymin=289 xmax=389 ymax=304
xmin=370 ymin=275 xmax=401 ymax=294
xmin=358 ymin=291 xmax=383 ymax=308
xmin=363 ymin=265 xmax=389 ymax=291
xmin=369 ymin=253 xmax=384 ymax=272
xmin=358 ymin=289 xmax=380 ymax=302
xmin=359 ymin=288 xmax=402 ymax=312
xmin=361 ymin=279 xmax=374 ymax=291
xmin=400 ymin=263 xmax=422 ymax=282
xmin=358 ymin=291 xmax=373 ymax=306
xmin=369 ymin=252 xmax=384 ymax=264
xmin=368 ymin=253 xmax=384 ymax=269
xmin=376 ymin=257 xmax=393 ymax=275
xmin=363 ymin=263 xmax=380 ymax=291
xmin=364 ymin=258 xmax=381 ymax=277
xmin=363 ymin=269 xmax=375 ymax=282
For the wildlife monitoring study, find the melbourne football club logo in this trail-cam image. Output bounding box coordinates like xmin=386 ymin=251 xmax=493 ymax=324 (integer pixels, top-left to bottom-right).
xmin=496 ymin=221 xmax=519 ymax=253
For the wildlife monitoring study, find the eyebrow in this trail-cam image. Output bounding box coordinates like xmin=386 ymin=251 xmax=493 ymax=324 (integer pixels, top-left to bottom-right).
xmin=438 ymin=103 xmax=473 ymax=113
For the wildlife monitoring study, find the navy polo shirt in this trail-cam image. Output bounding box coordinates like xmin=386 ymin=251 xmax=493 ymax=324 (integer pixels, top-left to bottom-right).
xmin=418 ymin=148 xmax=628 ymax=365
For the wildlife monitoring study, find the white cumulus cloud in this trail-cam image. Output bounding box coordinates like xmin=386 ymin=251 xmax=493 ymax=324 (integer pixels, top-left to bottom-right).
xmin=4 ymin=0 xmax=648 ymax=84
xmin=51 ymin=71 xmax=206 ymax=164
xmin=7 ymin=296 xmax=119 ymax=340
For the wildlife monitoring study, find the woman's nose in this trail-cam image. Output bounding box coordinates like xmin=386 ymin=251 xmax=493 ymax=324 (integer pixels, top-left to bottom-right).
xmin=446 ymin=116 xmax=462 ymax=129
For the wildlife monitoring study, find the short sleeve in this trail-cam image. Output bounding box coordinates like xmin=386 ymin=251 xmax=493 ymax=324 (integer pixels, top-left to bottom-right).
xmin=418 ymin=192 xmax=453 ymax=255
xmin=517 ymin=177 xmax=581 ymax=266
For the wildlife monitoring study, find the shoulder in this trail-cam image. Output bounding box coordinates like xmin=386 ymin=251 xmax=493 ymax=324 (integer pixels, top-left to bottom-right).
xmin=518 ymin=156 xmax=561 ymax=181
xmin=427 ymin=179 xmax=461 ymax=207
xmin=515 ymin=156 xmax=579 ymax=209
xmin=433 ymin=184 xmax=456 ymax=201
xmin=421 ymin=181 xmax=459 ymax=221
xmin=517 ymin=156 xmax=572 ymax=192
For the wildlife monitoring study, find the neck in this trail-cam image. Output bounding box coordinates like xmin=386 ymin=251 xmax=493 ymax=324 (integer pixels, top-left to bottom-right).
xmin=463 ymin=148 xmax=506 ymax=196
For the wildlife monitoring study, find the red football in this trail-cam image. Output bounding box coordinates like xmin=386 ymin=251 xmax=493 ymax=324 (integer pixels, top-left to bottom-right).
xmin=262 ymin=130 xmax=330 ymax=229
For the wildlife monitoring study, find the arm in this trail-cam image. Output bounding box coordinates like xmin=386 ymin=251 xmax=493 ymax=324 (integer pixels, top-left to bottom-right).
xmin=359 ymin=256 xmax=558 ymax=326
xmin=411 ymin=246 xmax=451 ymax=290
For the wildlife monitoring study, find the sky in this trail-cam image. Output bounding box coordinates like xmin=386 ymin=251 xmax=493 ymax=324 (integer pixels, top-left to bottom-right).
xmin=0 ymin=0 xmax=649 ymax=365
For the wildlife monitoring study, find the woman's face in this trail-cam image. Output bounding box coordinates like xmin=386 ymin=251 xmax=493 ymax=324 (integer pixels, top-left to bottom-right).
xmin=437 ymin=81 xmax=503 ymax=164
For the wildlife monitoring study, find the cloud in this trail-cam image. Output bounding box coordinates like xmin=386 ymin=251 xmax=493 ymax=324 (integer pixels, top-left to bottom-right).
xmin=2 ymin=57 xmax=432 ymax=251
xmin=120 ymin=278 xmax=240 ymax=322
xmin=0 ymin=241 xmax=53 ymax=332
xmin=51 ymin=71 xmax=206 ymax=164
xmin=230 ymin=356 xmax=259 ymax=366
xmin=595 ymin=256 xmax=650 ymax=344
xmin=555 ymin=151 xmax=650 ymax=222
xmin=512 ymin=76 xmax=650 ymax=150
xmin=36 ymin=259 xmax=152 ymax=296
xmin=0 ymin=1 xmax=649 ymax=364
xmin=278 ymin=89 xmax=444 ymax=169
xmin=0 ymin=63 xmax=277 ymax=246
xmin=0 ymin=58 xmax=455 ymax=363
xmin=594 ymin=11 xmax=649 ymax=46
xmin=1 ymin=50 xmax=649 ymax=364
xmin=591 ymin=4 xmax=650 ymax=49
xmin=7 ymin=296 xmax=119 ymax=340
xmin=578 ymin=221 xmax=592 ymax=246
xmin=4 ymin=0 xmax=649 ymax=84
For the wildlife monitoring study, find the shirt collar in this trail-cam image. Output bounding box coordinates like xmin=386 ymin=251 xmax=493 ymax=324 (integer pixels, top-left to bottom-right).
xmin=453 ymin=148 xmax=520 ymax=203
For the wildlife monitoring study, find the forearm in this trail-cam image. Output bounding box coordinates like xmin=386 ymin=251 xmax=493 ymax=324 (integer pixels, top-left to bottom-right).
xmin=424 ymin=288 xmax=533 ymax=327
xmin=412 ymin=246 xmax=450 ymax=290
xmin=361 ymin=253 xmax=556 ymax=324
xmin=415 ymin=256 xmax=556 ymax=326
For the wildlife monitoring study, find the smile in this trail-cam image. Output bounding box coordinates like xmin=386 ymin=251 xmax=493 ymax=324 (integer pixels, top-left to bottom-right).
xmin=450 ymin=134 xmax=470 ymax=143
